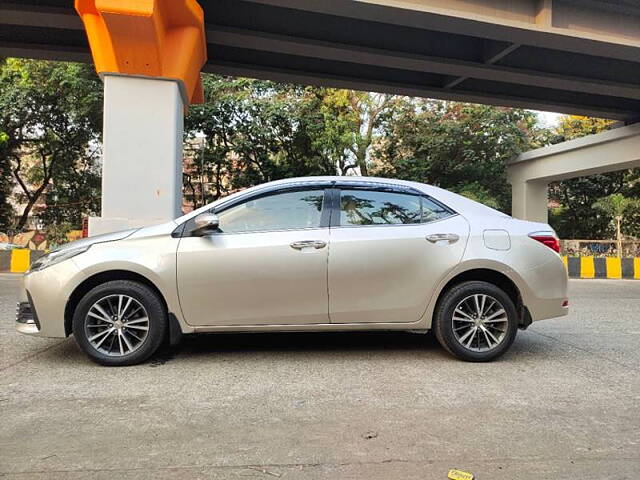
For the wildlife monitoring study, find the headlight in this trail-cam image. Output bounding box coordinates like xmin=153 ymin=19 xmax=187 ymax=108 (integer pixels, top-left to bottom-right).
xmin=28 ymin=246 xmax=91 ymax=273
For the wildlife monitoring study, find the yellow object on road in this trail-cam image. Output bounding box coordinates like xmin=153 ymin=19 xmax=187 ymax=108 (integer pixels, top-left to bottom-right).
xmin=605 ymin=257 xmax=622 ymax=279
xmin=10 ymin=249 xmax=30 ymax=273
xmin=580 ymin=256 xmax=595 ymax=278
xmin=448 ymin=469 xmax=474 ymax=480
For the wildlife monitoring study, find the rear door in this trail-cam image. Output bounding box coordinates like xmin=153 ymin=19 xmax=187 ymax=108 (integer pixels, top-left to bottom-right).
xmin=328 ymin=186 xmax=469 ymax=324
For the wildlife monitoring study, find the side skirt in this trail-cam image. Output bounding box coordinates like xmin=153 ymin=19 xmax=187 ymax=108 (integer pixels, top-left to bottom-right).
xmin=191 ymin=321 xmax=429 ymax=334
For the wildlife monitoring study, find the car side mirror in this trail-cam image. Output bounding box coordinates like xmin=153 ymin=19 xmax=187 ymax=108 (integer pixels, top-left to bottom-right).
xmin=192 ymin=213 xmax=220 ymax=236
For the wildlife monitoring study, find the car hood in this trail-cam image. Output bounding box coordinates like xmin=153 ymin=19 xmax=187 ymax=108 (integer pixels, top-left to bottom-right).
xmin=51 ymin=228 xmax=139 ymax=253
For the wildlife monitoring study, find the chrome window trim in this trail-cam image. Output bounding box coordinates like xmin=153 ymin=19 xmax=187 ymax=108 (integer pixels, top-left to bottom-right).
xmin=329 ymin=213 xmax=460 ymax=230
xmin=193 ymin=225 xmax=331 ymax=237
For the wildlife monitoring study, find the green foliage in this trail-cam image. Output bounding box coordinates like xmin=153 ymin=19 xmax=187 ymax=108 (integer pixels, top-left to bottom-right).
xmin=37 ymin=152 xmax=102 ymax=228
xmin=593 ymin=193 xmax=635 ymax=219
xmin=45 ymin=221 xmax=74 ymax=249
xmin=0 ymin=130 xmax=13 ymax=231
xmin=319 ymin=90 xmax=396 ymax=175
xmin=592 ymin=193 xmax=640 ymax=238
xmin=0 ymin=58 xmax=14 ymax=230
xmin=549 ymin=115 xmax=616 ymax=143
xmin=456 ymin=182 xmax=502 ymax=210
xmin=1 ymin=61 xmax=635 ymax=243
xmin=372 ymin=101 xmax=543 ymax=212
xmin=184 ymin=76 xmax=339 ymax=206
xmin=0 ymin=58 xmax=102 ymax=231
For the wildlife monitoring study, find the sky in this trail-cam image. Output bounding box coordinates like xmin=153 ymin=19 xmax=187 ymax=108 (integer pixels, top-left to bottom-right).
xmin=534 ymin=110 xmax=563 ymax=128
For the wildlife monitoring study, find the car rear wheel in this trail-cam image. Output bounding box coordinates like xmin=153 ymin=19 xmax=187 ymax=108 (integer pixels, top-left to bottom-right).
xmin=72 ymin=280 xmax=167 ymax=366
xmin=433 ymin=281 xmax=518 ymax=362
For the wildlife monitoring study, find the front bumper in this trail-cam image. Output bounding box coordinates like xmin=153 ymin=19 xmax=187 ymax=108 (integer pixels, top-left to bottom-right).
xmin=16 ymin=295 xmax=41 ymax=335
xmin=16 ymin=318 xmax=40 ymax=335
xmin=15 ymin=259 xmax=86 ymax=338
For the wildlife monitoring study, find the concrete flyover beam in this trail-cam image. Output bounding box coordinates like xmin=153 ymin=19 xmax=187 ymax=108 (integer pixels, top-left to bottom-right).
xmin=207 ymin=26 xmax=640 ymax=101
xmin=507 ymin=123 xmax=640 ymax=223
xmin=3 ymin=0 xmax=640 ymax=122
xmin=203 ymin=62 xmax=636 ymax=122
xmin=203 ymin=0 xmax=640 ymax=122
xmin=239 ymin=0 xmax=640 ymax=61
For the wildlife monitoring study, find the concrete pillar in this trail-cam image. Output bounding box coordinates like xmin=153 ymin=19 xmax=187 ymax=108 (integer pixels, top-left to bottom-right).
xmin=89 ymin=75 xmax=184 ymax=236
xmin=510 ymin=180 xmax=549 ymax=223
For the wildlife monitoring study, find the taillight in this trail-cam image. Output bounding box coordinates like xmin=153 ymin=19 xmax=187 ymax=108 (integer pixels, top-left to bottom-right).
xmin=529 ymin=232 xmax=560 ymax=253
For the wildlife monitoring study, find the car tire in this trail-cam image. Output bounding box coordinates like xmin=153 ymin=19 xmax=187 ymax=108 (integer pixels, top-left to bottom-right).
xmin=72 ymin=280 xmax=167 ymax=366
xmin=433 ymin=281 xmax=518 ymax=362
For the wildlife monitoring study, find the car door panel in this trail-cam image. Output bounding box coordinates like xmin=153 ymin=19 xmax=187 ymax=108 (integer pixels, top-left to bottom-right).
xmin=328 ymin=193 xmax=469 ymax=324
xmin=176 ymin=187 xmax=330 ymax=327
xmin=177 ymin=230 xmax=329 ymax=326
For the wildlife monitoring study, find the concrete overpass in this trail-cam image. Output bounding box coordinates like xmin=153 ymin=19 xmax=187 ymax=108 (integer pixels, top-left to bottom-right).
xmin=508 ymin=123 xmax=640 ymax=222
xmin=1 ymin=0 xmax=640 ymax=232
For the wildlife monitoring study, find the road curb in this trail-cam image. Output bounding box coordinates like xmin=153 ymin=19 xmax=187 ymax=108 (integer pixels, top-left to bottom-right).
xmin=562 ymin=256 xmax=640 ymax=279
xmin=0 ymin=249 xmax=45 ymax=273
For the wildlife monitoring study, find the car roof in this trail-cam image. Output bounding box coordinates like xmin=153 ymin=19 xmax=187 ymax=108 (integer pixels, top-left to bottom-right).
xmin=262 ymin=177 xmax=509 ymax=219
xmin=176 ymin=176 xmax=510 ymax=223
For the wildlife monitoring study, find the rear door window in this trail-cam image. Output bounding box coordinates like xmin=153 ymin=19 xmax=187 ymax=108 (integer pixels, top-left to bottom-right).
xmin=338 ymin=189 xmax=453 ymax=226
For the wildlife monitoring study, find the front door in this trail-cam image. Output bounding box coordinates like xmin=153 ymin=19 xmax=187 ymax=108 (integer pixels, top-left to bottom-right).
xmin=328 ymin=187 xmax=469 ymax=324
xmin=177 ymin=188 xmax=330 ymax=326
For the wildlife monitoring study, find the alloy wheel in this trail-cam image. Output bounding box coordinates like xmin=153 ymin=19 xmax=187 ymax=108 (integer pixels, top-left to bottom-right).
xmin=84 ymin=294 xmax=150 ymax=356
xmin=451 ymin=294 xmax=509 ymax=352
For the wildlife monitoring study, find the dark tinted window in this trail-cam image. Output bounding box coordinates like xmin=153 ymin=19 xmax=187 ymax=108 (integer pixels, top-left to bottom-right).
xmin=217 ymin=190 xmax=324 ymax=233
xmin=339 ymin=189 xmax=452 ymax=226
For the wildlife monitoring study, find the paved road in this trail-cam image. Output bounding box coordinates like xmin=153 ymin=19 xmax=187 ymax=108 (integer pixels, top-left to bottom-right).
xmin=1 ymin=274 xmax=639 ymax=479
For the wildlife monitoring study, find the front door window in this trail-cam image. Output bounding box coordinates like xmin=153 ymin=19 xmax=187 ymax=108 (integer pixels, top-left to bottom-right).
xmin=217 ymin=190 xmax=325 ymax=234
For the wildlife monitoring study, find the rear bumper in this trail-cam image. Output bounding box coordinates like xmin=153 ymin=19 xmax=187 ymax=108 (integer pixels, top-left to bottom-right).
xmin=520 ymin=255 xmax=569 ymax=322
xmin=529 ymin=297 xmax=569 ymax=321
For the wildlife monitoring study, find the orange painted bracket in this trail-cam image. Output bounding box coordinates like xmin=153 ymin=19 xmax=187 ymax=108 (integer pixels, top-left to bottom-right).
xmin=75 ymin=0 xmax=207 ymax=105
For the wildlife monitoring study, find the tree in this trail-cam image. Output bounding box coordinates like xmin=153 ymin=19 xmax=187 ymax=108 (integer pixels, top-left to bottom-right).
xmin=0 ymin=59 xmax=102 ymax=231
xmin=183 ymin=77 xmax=404 ymax=210
xmin=592 ymin=194 xmax=640 ymax=255
xmin=372 ymin=101 xmax=544 ymax=212
xmin=549 ymin=115 xmax=616 ymax=144
xmin=184 ymin=76 xmax=339 ymax=208
xmin=36 ymin=146 xmax=102 ymax=227
xmin=0 ymin=128 xmax=14 ymax=232
xmin=319 ymin=90 xmax=396 ymax=175
xmin=0 ymin=57 xmax=15 ymax=231
xmin=456 ymin=182 xmax=502 ymax=210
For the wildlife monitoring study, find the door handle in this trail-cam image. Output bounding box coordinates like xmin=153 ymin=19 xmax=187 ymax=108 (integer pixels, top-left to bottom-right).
xmin=290 ymin=240 xmax=327 ymax=250
xmin=426 ymin=233 xmax=459 ymax=244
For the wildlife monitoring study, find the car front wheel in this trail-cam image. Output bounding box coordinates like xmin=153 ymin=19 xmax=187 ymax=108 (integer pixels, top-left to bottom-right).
xmin=433 ymin=281 xmax=518 ymax=362
xmin=72 ymin=280 xmax=167 ymax=366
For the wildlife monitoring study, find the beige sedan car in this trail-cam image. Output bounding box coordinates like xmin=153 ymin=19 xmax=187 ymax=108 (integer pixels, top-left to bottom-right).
xmin=17 ymin=177 xmax=568 ymax=365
